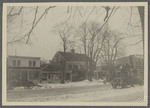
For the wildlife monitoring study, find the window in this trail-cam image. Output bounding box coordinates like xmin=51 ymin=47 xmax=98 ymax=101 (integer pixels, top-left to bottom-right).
xmin=69 ymin=65 xmax=72 ymax=70
xmin=33 ymin=61 xmax=36 ymax=67
xmin=17 ymin=60 xmax=21 ymax=66
xmin=73 ymin=65 xmax=78 ymax=70
xmin=80 ymin=65 xmax=83 ymax=69
xmin=48 ymin=75 xmax=51 ymax=79
xmin=13 ymin=60 xmax=16 ymax=66
xmin=29 ymin=61 xmax=32 ymax=67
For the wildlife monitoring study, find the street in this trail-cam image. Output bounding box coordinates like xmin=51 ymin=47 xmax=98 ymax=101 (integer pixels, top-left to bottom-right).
xmin=7 ymin=83 xmax=144 ymax=102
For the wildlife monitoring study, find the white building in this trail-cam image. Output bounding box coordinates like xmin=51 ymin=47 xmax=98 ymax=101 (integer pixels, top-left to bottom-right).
xmin=7 ymin=56 xmax=41 ymax=83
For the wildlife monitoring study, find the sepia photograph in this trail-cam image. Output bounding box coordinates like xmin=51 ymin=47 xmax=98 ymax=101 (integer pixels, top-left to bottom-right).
xmin=2 ymin=2 xmax=148 ymax=106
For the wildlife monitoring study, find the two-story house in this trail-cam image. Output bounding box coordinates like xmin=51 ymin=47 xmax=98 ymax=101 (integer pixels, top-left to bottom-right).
xmin=42 ymin=49 xmax=91 ymax=82
xmin=7 ymin=55 xmax=41 ymax=83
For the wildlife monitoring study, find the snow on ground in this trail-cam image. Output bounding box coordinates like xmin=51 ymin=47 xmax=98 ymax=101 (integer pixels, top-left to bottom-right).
xmin=14 ymin=79 xmax=104 ymax=90
xmin=38 ymin=79 xmax=104 ymax=88
xmin=8 ymin=86 xmax=144 ymax=102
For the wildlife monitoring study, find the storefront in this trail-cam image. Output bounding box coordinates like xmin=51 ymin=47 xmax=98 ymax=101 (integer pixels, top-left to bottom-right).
xmin=7 ymin=67 xmax=41 ymax=83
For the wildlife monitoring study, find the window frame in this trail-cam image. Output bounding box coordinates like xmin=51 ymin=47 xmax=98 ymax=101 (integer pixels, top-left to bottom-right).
xmin=29 ymin=61 xmax=32 ymax=67
xmin=17 ymin=60 xmax=21 ymax=66
xmin=33 ymin=61 xmax=36 ymax=67
xmin=13 ymin=60 xmax=16 ymax=66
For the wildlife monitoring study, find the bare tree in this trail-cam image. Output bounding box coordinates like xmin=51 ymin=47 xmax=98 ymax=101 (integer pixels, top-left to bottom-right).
xmin=100 ymin=31 xmax=125 ymax=72
xmin=75 ymin=21 xmax=108 ymax=81
xmin=75 ymin=23 xmax=88 ymax=55
xmin=7 ymin=6 xmax=56 ymax=45
xmin=74 ymin=22 xmax=89 ymax=79
xmin=52 ymin=22 xmax=74 ymax=84
xmin=87 ymin=21 xmax=108 ymax=81
xmin=7 ymin=6 xmax=144 ymax=46
xmin=137 ymin=6 xmax=144 ymax=49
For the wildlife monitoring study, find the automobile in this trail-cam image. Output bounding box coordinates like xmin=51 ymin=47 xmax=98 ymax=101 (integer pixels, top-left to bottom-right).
xmin=110 ymin=71 xmax=144 ymax=89
xmin=7 ymin=79 xmax=42 ymax=90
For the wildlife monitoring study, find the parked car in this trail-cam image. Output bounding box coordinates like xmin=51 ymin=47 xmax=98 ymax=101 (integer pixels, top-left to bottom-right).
xmin=7 ymin=79 xmax=42 ymax=90
xmin=110 ymin=69 xmax=144 ymax=89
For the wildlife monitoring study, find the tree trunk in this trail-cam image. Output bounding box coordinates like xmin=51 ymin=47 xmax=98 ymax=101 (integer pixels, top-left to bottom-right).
xmin=88 ymin=59 xmax=93 ymax=82
xmin=60 ymin=46 xmax=66 ymax=84
xmin=85 ymin=58 xmax=89 ymax=79
xmin=137 ymin=6 xmax=144 ymax=51
xmin=60 ymin=59 xmax=65 ymax=84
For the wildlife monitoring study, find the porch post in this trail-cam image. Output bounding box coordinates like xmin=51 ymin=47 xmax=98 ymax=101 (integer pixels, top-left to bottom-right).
xmin=71 ymin=71 xmax=72 ymax=82
xmin=46 ymin=73 xmax=48 ymax=81
xmin=28 ymin=70 xmax=29 ymax=81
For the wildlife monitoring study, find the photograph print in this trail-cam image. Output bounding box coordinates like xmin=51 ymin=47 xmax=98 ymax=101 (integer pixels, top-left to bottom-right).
xmin=2 ymin=2 xmax=148 ymax=106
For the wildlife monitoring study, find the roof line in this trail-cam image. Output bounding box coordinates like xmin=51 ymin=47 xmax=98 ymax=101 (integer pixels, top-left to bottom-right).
xmin=8 ymin=55 xmax=41 ymax=58
xmin=57 ymin=51 xmax=67 ymax=61
xmin=42 ymin=63 xmax=50 ymax=70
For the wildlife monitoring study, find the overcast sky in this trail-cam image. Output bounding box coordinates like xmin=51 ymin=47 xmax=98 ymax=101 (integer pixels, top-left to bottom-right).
xmin=7 ymin=5 xmax=143 ymax=62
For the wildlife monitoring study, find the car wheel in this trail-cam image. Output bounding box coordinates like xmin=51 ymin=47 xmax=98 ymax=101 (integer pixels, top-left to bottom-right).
xmin=7 ymin=86 xmax=14 ymax=90
xmin=24 ymin=86 xmax=30 ymax=89
xmin=29 ymin=86 xmax=33 ymax=89
xmin=24 ymin=86 xmax=27 ymax=89
xmin=122 ymin=81 xmax=127 ymax=88
xmin=130 ymin=84 xmax=134 ymax=87
xmin=112 ymin=84 xmax=117 ymax=89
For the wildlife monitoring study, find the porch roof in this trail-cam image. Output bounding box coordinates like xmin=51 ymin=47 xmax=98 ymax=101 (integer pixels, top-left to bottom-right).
xmin=42 ymin=63 xmax=61 ymax=71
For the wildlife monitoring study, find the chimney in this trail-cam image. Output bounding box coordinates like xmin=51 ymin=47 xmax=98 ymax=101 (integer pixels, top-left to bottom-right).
xmin=70 ymin=49 xmax=75 ymax=53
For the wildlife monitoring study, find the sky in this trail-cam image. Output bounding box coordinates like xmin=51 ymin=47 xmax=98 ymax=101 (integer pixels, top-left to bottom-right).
xmin=7 ymin=6 xmax=143 ymax=63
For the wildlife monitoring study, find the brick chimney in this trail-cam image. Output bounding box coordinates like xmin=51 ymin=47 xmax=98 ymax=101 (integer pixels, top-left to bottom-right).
xmin=70 ymin=49 xmax=75 ymax=53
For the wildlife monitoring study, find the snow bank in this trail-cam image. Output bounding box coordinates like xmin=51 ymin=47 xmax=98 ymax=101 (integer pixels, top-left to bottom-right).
xmin=14 ymin=79 xmax=104 ymax=90
xmin=38 ymin=79 xmax=104 ymax=89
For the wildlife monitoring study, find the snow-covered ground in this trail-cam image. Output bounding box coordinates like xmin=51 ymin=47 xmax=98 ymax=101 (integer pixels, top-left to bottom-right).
xmin=13 ymin=79 xmax=104 ymax=90
xmin=38 ymin=79 xmax=104 ymax=88
xmin=8 ymin=84 xmax=144 ymax=102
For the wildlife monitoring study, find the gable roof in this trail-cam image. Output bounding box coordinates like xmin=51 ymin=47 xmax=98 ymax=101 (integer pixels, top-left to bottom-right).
xmin=42 ymin=62 xmax=61 ymax=71
xmin=57 ymin=51 xmax=91 ymax=62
